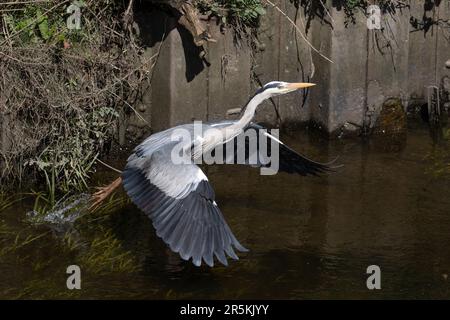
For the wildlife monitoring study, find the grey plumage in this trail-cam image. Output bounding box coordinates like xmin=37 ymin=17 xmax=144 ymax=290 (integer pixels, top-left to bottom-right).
xmin=123 ymin=123 xmax=248 ymax=267
xmin=121 ymin=81 xmax=332 ymax=267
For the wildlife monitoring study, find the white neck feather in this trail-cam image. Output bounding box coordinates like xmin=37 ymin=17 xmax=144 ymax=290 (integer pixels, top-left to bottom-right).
xmin=217 ymin=91 xmax=270 ymax=144
xmin=233 ymin=91 xmax=269 ymax=130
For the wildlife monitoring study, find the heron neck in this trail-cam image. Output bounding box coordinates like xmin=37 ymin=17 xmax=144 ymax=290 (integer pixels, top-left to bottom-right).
xmin=234 ymin=92 xmax=267 ymax=130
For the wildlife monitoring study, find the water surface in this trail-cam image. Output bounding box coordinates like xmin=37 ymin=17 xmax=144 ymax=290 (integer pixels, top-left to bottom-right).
xmin=1 ymin=120 xmax=449 ymax=299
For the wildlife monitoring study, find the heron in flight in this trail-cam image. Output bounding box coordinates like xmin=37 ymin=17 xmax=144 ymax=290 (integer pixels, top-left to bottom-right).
xmin=92 ymin=81 xmax=333 ymax=267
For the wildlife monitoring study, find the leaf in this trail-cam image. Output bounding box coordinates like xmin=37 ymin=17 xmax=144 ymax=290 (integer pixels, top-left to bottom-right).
xmin=255 ymin=7 xmax=266 ymax=16
xmin=36 ymin=9 xmax=50 ymax=40
xmin=4 ymin=15 xmax=15 ymax=32
xmin=73 ymin=0 xmax=87 ymax=8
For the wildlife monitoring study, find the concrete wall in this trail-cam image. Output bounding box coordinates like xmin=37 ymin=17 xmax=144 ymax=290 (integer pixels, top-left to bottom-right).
xmin=1 ymin=0 xmax=448 ymax=157
xmin=127 ymin=0 xmax=450 ymax=137
xmin=141 ymin=0 xmax=318 ymax=133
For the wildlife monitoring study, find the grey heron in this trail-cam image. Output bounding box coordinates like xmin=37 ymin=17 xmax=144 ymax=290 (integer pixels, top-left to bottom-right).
xmin=92 ymin=81 xmax=334 ymax=267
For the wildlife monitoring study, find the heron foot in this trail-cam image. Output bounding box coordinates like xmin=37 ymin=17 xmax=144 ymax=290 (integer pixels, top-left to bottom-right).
xmin=89 ymin=177 xmax=122 ymax=211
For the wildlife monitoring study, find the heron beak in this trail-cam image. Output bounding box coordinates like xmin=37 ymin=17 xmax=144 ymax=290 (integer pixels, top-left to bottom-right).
xmin=286 ymin=82 xmax=316 ymax=90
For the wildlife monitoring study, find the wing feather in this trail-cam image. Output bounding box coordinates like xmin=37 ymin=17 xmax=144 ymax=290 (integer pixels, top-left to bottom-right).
xmin=122 ymin=146 xmax=247 ymax=267
xmin=223 ymin=123 xmax=336 ymax=176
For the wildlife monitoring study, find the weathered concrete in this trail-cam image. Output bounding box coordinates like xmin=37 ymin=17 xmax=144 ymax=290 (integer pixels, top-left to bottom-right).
xmin=306 ymin=4 xmax=333 ymax=131
xmin=268 ymin=0 xmax=314 ymax=124
xmin=206 ymin=21 xmax=252 ymax=122
xmin=437 ymin=2 xmax=450 ymax=98
xmin=366 ymin=5 xmax=410 ymax=127
xmin=151 ymin=18 xmax=209 ymax=132
xmin=251 ymin=0 xmax=283 ymax=126
xmin=408 ymin=2 xmax=440 ymax=107
xmin=126 ymin=0 xmax=450 ymax=138
xmin=324 ymin=8 xmax=368 ymax=134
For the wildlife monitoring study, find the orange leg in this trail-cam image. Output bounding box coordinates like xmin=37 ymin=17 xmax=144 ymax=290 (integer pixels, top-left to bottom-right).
xmin=90 ymin=176 xmax=123 ymax=210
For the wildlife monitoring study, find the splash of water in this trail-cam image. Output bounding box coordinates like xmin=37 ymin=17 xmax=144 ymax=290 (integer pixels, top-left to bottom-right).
xmin=27 ymin=193 xmax=91 ymax=227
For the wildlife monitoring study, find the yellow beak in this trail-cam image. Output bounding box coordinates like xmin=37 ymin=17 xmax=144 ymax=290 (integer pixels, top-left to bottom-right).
xmin=286 ymin=82 xmax=316 ymax=89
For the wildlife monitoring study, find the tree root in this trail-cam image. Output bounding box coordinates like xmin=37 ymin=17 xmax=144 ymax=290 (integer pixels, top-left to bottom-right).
xmin=177 ymin=1 xmax=216 ymax=47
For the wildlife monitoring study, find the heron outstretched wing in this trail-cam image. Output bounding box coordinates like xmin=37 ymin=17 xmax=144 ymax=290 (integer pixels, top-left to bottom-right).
xmin=122 ymin=122 xmax=333 ymax=267
xmin=122 ymin=143 xmax=247 ymax=267
xmin=224 ymin=123 xmax=334 ymax=176
xmin=103 ymin=81 xmax=330 ymax=268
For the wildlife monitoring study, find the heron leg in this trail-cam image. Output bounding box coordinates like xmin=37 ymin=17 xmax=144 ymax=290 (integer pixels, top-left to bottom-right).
xmin=90 ymin=177 xmax=123 ymax=210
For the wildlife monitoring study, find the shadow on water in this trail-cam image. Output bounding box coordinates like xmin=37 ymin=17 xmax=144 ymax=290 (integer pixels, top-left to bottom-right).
xmin=0 ymin=120 xmax=449 ymax=299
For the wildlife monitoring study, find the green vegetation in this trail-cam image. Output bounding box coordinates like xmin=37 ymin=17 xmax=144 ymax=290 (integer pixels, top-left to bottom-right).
xmin=66 ymin=195 xmax=138 ymax=275
xmin=195 ymin=0 xmax=400 ymax=26
xmin=425 ymin=128 xmax=450 ymax=178
xmin=0 ymin=0 xmax=404 ymax=198
xmin=426 ymin=151 xmax=450 ymax=178
xmin=346 ymin=0 xmax=361 ymax=9
xmin=0 ymin=190 xmax=25 ymax=216
xmin=75 ymin=228 xmax=139 ymax=274
xmin=196 ymin=0 xmax=266 ymax=27
xmin=0 ymin=229 xmax=50 ymax=257
xmin=343 ymin=0 xmax=400 ymax=10
xmin=87 ymin=193 xmax=131 ymax=219
xmin=0 ymin=191 xmax=138 ymax=298
xmin=3 ymin=4 xmax=68 ymax=45
xmin=0 ymin=192 xmax=16 ymax=212
xmin=0 ymin=1 xmax=147 ymax=199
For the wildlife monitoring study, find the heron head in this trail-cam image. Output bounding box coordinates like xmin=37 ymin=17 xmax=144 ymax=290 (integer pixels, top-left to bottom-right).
xmin=260 ymin=81 xmax=315 ymax=97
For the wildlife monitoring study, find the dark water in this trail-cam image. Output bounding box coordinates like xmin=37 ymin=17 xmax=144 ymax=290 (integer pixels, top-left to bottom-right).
xmin=1 ymin=121 xmax=449 ymax=299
